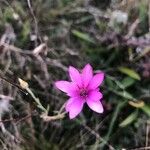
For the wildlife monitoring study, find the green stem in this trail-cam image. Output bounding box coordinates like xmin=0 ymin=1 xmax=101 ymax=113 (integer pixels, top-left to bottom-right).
xmin=26 ymin=87 xmax=47 ymax=113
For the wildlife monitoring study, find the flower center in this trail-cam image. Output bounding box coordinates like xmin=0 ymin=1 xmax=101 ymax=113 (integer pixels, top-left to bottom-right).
xmin=79 ymin=89 xmax=88 ymax=98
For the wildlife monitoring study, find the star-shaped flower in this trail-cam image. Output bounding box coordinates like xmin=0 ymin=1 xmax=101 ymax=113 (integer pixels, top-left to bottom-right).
xmin=55 ymin=64 xmax=104 ymax=119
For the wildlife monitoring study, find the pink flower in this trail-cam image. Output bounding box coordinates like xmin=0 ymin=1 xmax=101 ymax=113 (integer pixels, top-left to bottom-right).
xmin=55 ymin=64 xmax=104 ymax=119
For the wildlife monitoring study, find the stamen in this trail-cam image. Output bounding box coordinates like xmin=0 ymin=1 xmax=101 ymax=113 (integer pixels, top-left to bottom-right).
xmin=80 ymin=89 xmax=88 ymax=98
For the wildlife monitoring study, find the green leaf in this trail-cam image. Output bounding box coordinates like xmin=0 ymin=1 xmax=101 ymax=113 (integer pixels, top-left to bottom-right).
xmin=72 ymin=30 xmax=95 ymax=44
xmin=141 ymin=105 xmax=150 ymax=117
xmin=121 ymin=77 xmax=136 ymax=88
xmin=105 ymin=76 xmax=115 ymax=88
xmin=107 ymin=87 xmax=135 ymax=100
xmin=119 ymin=110 xmax=138 ymax=127
xmin=107 ymin=100 xmax=127 ymax=134
xmin=106 ymin=75 xmax=124 ymax=89
xmin=117 ymin=91 xmax=134 ymax=100
xmin=118 ymin=67 xmax=141 ymax=80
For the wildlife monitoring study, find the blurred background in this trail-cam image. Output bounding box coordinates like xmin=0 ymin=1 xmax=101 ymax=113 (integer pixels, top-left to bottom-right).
xmin=0 ymin=0 xmax=150 ymax=149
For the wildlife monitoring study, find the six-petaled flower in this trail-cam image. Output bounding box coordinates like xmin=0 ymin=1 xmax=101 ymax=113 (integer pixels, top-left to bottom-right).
xmin=55 ymin=64 xmax=104 ymax=119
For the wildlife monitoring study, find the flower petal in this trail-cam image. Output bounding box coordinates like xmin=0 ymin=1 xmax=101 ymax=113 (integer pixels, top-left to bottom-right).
xmin=65 ymin=97 xmax=84 ymax=119
xmin=69 ymin=66 xmax=82 ymax=87
xmin=82 ymin=64 xmax=93 ymax=87
xmin=86 ymin=90 xmax=103 ymax=113
xmin=88 ymin=90 xmax=103 ymax=101
xmin=87 ymin=99 xmax=103 ymax=113
xmin=55 ymin=81 xmax=78 ymax=96
xmin=88 ymin=72 xmax=104 ymax=90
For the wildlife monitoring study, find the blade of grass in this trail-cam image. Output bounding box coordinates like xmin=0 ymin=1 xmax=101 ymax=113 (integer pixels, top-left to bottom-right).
xmin=100 ymin=100 xmax=127 ymax=148
xmin=118 ymin=67 xmax=141 ymax=80
xmin=121 ymin=77 xmax=136 ymax=88
xmin=119 ymin=110 xmax=138 ymax=127
xmin=106 ymin=86 xmax=135 ymax=100
xmin=72 ymin=29 xmax=95 ymax=44
xmin=141 ymin=105 xmax=150 ymax=117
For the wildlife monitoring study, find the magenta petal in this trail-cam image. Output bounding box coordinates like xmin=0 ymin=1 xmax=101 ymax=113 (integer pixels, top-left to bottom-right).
xmin=65 ymin=98 xmax=74 ymax=112
xmin=88 ymin=72 xmax=104 ymax=90
xmin=87 ymin=99 xmax=104 ymax=113
xmin=82 ymin=64 xmax=93 ymax=87
xmin=88 ymin=90 xmax=103 ymax=101
xmin=87 ymin=99 xmax=103 ymax=113
xmin=55 ymin=81 xmax=71 ymax=93
xmin=67 ymin=83 xmax=79 ymax=97
xmin=55 ymin=81 xmax=78 ymax=96
xmin=69 ymin=66 xmax=82 ymax=87
xmin=65 ymin=97 xmax=84 ymax=119
xmin=87 ymin=90 xmax=103 ymax=113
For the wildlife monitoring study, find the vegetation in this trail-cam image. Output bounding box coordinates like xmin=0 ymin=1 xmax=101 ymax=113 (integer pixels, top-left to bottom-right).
xmin=0 ymin=0 xmax=150 ymax=149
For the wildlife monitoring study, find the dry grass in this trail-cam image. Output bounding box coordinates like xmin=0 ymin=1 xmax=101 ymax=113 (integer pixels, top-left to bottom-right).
xmin=0 ymin=0 xmax=150 ymax=149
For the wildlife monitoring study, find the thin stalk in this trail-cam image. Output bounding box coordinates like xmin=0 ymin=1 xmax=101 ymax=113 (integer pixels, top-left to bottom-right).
xmin=26 ymin=87 xmax=47 ymax=113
